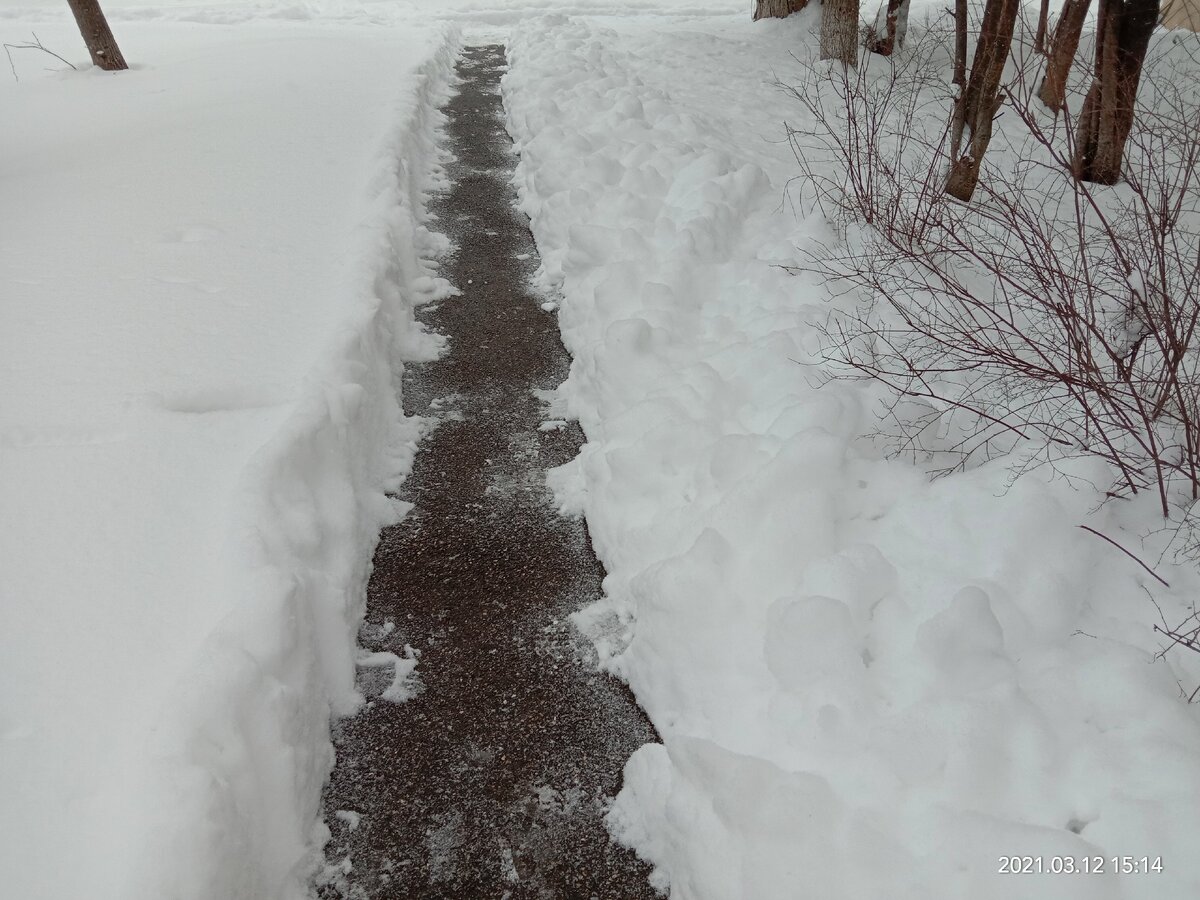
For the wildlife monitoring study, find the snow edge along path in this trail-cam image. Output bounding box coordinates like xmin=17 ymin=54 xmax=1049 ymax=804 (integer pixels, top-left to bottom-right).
xmin=130 ymin=27 xmax=462 ymax=900
xmin=504 ymin=15 xmax=1200 ymax=900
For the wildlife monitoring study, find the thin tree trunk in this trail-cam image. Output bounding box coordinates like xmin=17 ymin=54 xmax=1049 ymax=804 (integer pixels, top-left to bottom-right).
xmin=821 ymin=0 xmax=861 ymax=65
xmin=945 ymin=0 xmax=1021 ymax=201
xmin=948 ymin=0 xmax=969 ymax=162
xmin=67 ymin=0 xmax=127 ymax=71
xmin=953 ymin=0 xmax=968 ymax=85
xmin=1073 ymin=0 xmax=1160 ymax=184
xmin=1035 ymin=0 xmax=1052 ymax=52
xmin=753 ymin=0 xmax=810 ymax=18
xmin=867 ymin=0 xmax=912 ymax=55
xmin=1038 ymin=0 xmax=1092 ymax=110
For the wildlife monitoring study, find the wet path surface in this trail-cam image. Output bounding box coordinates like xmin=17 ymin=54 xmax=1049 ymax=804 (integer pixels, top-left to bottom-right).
xmin=319 ymin=46 xmax=660 ymax=900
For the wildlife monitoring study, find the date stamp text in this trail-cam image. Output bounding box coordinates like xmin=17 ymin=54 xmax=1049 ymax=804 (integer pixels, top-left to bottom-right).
xmin=998 ymin=856 xmax=1164 ymax=875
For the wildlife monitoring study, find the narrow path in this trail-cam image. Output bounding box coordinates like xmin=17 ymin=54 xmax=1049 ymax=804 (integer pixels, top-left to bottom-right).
xmin=320 ymin=46 xmax=660 ymax=900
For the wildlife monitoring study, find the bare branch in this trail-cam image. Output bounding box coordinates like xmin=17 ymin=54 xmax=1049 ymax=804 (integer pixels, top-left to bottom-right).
xmin=4 ymin=32 xmax=78 ymax=82
xmin=1077 ymin=524 xmax=1172 ymax=587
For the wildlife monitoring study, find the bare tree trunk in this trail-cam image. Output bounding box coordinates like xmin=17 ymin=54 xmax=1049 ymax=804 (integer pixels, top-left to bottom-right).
xmin=1038 ymin=0 xmax=1092 ymax=109
xmin=948 ymin=0 xmax=969 ymax=161
xmin=821 ymin=0 xmax=861 ymax=65
xmin=867 ymin=0 xmax=912 ymax=55
xmin=953 ymin=0 xmax=968 ymax=85
xmin=945 ymin=0 xmax=1021 ymax=201
xmin=753 ymin=0 xmax=810 ymax=18
xmin=1035 ymin=0 xmax=1052 ymax=52
xmin=67 ymin=0 xmax=127 ymax=71
xmin=1074 ymin=0 xmax=1160 ymax=184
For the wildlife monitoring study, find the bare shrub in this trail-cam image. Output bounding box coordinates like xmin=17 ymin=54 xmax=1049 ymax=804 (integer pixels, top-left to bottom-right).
xmin=781 ymin=27 xmax=1200 ymax=520
xmin=781 ymin=24 xmax=955 ymax=240
xmin=1145 ymin=583 xmax=1200 ymax=700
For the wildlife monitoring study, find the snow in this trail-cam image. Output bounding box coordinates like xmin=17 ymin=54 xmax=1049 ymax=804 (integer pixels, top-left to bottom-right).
xmin=504 ymin=12 xmax=1200 ymax=899
xmin=2 ymin=0 xmax=746 ymax=26
xmin=4 ymin=2 xmax=1200 ymax=899
xmin=2 ymin=9 xmax=458 ymax=900
xmin=357 ymin=648 xmax=422 ymax=703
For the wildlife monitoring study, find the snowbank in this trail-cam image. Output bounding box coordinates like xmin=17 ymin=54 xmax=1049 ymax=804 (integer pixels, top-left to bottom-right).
xmin=1 ymin=0 xmax=745 ymax=27
xmin=505 ymin=14 xmax=1200 ymax=899
xmin=1 ymin=15 xmax=458 ymax=900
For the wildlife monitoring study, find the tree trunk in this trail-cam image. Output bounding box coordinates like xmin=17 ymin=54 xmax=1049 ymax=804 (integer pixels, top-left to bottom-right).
xmin=867 ymin=0 xmax=912 ymax=55
xmin=821 ymin=0 xmax=861 ymax=65
xmin=753 ymin=0 xmax=810 ymax=19
xmin=1035 ymin=0 xmax=1052 ymax=52
xmin=1073 ymin=0 xmax=1160 ymax=184
xmin=945 ymin=0 xmax=1021 ymax=201
xmin=952 ymin=0 xmax=968 ymax=85
xmin=1038 ymin=0 xmax=1092 ymax=110
xmin=948 ymin=0 xmax=969 ymax=160
xmin=67 ymin=0 xmax=127 ymax=71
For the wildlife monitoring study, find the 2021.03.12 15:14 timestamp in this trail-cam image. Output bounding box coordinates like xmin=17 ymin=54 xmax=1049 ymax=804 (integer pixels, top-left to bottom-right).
xmin=998 ymin=856 xmax=1164 ymax=875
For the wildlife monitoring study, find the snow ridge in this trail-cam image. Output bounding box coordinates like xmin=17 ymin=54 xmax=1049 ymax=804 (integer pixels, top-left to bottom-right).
xmin=504 ymin=16 xmax=1200 ymax=900
xmin=126 ymin=29 xmax=462 ymax=900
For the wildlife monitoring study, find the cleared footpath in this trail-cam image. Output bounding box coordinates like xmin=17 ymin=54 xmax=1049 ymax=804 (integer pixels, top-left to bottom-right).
xmin=319 ymin=45 xmax=661 ymax=900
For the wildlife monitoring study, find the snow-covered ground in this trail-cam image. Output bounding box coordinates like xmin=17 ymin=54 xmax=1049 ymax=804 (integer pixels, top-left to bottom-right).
xmin=505 ymin=10 xmax=1200 ymax=900
xmin=2 ymin=0 xmax=746 ymax=26
xmin=4 ymin=1 xmax=1200 ymax=899
xmin=2 ymin=6 xmax=459 ymax=899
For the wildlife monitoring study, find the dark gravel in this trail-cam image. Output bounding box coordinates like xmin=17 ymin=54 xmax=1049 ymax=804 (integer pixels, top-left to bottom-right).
xmin=318 ymin=45 xmax=661 ymax=900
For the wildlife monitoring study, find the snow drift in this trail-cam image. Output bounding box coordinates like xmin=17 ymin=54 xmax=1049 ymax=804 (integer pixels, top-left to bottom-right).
xmin=504 ymin=14 xmax=1200 ymax=899
xmin=1 ymin=14 xmax=458 ymax=900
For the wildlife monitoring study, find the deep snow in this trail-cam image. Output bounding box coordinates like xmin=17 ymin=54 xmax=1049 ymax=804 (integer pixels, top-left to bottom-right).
xmin=4 ymin=2 xmax=1200 ymax=899
xmin=504 ymin=11 xmax=1200 ymax=899
xmin=2 ymin=9 xmax=458 ymax=899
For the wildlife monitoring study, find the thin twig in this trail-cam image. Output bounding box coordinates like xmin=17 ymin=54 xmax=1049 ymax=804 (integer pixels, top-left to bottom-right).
xmin=4 ymin=32 xmax=77 ymax=82
xmin=1142 ymin=583 xmax=1173 ymax=631
xmin=1154 ymin=624 xmax=1200 ymax=652
xmin=1078 ymin=524 xmax=1171 ymax=587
